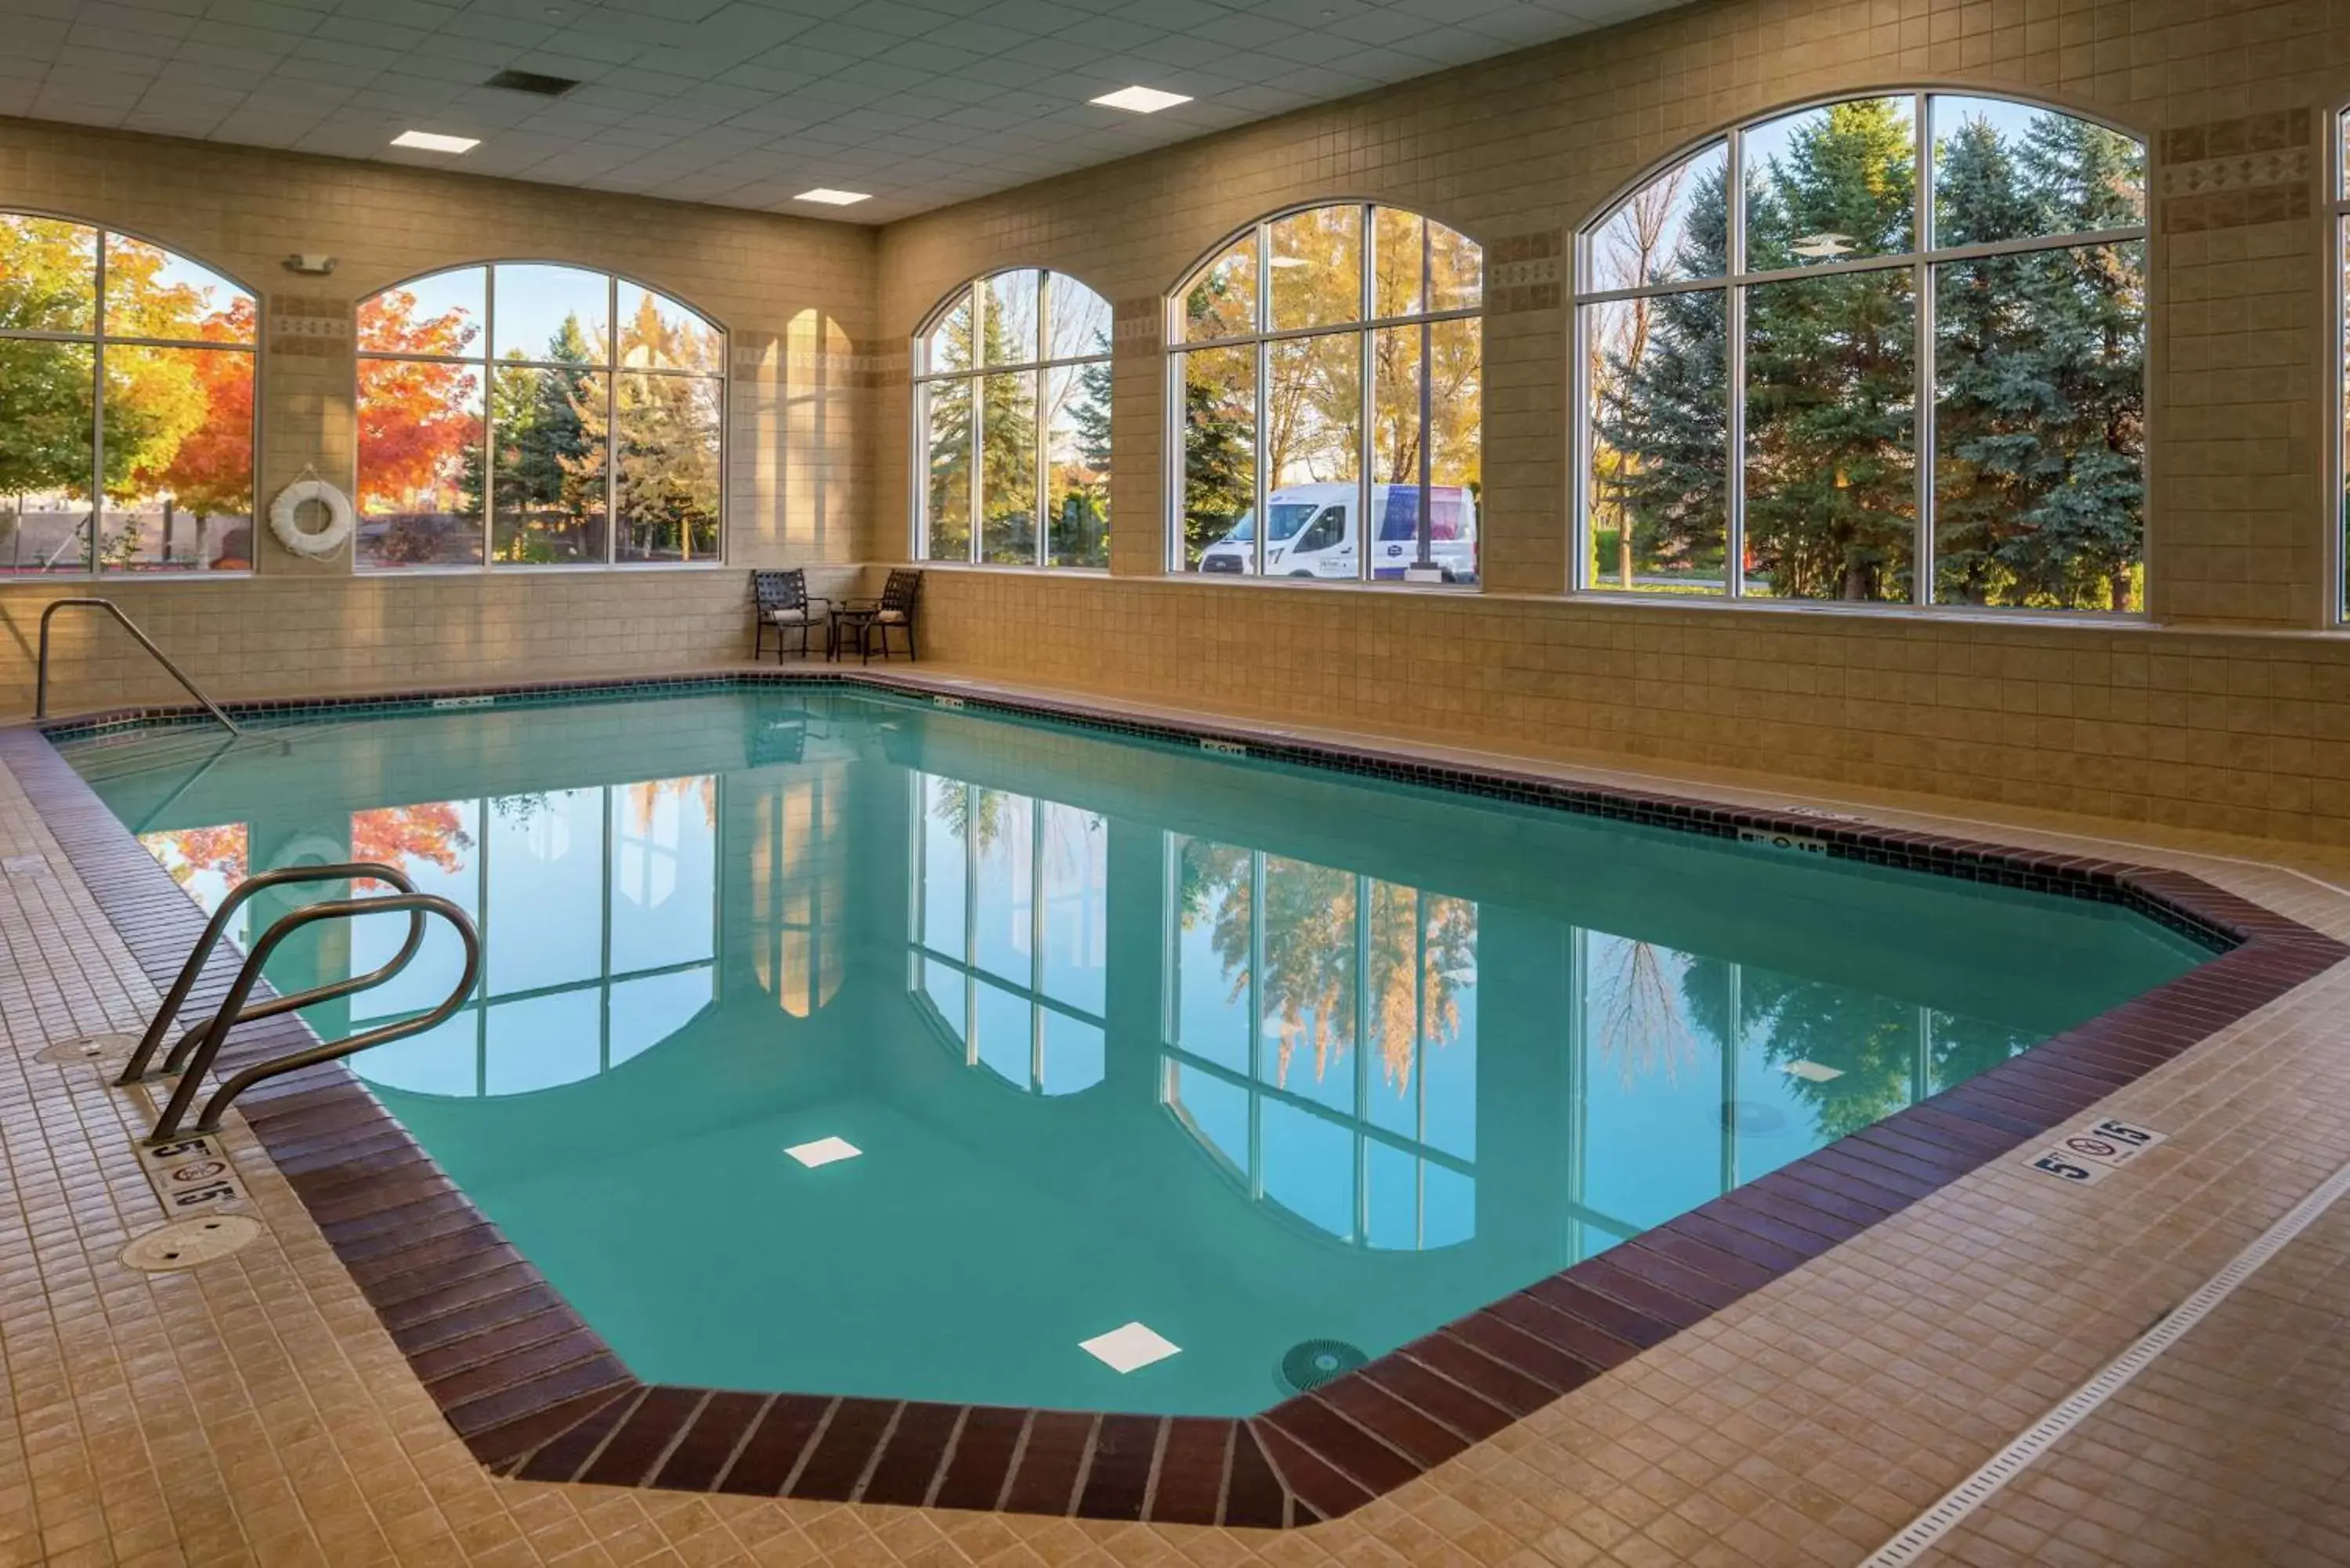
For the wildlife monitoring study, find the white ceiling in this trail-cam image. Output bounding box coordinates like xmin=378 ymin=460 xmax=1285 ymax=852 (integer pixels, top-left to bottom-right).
xmin=0 ymin=0 xmax=1683 ymax=222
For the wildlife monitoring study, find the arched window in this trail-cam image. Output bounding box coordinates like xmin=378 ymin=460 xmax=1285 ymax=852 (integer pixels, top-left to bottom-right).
xmin=914 ymin=269 xmax=1112 ymax=569
xmin=1578 ymin=93 xmax=2147 ymax=610
xmin=0 ymin=214 xmax=257 ymax=575
xmin=356 ymin=263 xmax=725 ymax=571
xmin=1171 ymin=204 xmax=1482 ymax=583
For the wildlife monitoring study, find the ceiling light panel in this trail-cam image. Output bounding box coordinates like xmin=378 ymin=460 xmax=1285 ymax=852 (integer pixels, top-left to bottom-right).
xmin=1089 ymin=85 xmax=1192 ymax=113
xmin=391 ymin=129 xmax=479 ymax=153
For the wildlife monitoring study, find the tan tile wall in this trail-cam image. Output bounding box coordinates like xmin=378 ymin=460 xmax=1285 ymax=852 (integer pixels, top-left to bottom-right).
xmin=906 ymin=569 xmax=2350 ymax=843
xmin=860 ymin=0 xmax=2350 ymax=841
xmin=0 ymin=116 xmax=876 ymax=714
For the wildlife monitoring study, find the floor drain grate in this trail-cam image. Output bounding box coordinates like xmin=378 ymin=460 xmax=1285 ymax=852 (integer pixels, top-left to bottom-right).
xmin=1279 ymin=1339 xmax=1368 ymax=1393
xmin=119 ymin=1214 xmax=262 ymax=1272
xmin=35 ymin=1032 xmax=139 ymax=1067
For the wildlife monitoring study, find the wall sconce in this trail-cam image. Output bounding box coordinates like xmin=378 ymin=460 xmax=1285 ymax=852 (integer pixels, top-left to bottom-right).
xmin=282 ymin=255 xmax=338 ymax=276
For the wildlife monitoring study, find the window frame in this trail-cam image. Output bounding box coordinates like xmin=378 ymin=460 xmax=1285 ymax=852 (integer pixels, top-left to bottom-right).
xmin=906 ymin=771 xmax=1111 ymax=1097
xmin=328 ymin=775 xmax=722 ymax=1098
xmin=909 ymin=266 xmax=1114 ymax=572
xmin=352 ymin=259 xmax=730 ymax=574
xmin=1571 ymin=89 xmax=2152 ymax=616
xmin=0 ymin=208 xmax=262 ymax=579
xmin=1157 ymin=832 xmax=1477 ymax=1252
xmin=1165 ymin=200 xmax=1485 ymax=587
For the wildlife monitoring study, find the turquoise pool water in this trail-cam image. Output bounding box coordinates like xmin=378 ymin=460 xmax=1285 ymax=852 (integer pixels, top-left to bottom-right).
xmin=63 ymin=688 xmax=2207 ymax=1417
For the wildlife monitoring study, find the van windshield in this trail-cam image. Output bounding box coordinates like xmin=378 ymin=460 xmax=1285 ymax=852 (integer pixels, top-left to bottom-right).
xmin=1221 ymin=504 xmax=1321 ymax=544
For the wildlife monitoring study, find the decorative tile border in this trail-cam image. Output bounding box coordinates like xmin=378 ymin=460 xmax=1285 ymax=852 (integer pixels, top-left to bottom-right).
xmin=11 ymin=672 xmax=2343 ymax=1529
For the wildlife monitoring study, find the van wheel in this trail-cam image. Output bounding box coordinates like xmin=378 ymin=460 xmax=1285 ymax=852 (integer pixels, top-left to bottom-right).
xmin=1286 ymin=569 xmax=1314 ymax=577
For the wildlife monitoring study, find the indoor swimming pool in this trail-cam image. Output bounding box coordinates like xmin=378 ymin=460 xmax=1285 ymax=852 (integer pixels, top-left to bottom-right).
xmin=59 ymin=683 xmax=2212 ymax=1418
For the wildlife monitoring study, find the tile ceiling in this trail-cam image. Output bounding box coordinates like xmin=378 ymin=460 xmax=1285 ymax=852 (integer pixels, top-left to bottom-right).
xmin=0 ymin=0 xmax=1684 ymax=222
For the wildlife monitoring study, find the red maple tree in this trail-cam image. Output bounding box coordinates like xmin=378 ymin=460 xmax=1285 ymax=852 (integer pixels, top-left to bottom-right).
xmin=356 ymin=290 xmax=483 ymax=511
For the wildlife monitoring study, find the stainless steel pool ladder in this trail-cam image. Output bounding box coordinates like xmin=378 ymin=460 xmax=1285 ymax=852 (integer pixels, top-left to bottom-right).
xmin=120 ymin=861 xmax=481 ymax=1141
xmin=34 ymin=597 xmax=244 ymax=735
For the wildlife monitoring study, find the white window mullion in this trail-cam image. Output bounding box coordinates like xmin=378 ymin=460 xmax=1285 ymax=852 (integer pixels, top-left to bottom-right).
xmin=1913 ymin=92 xmax=1935 ymax=605
xmin=1726 ymin=129 xmax=1748 ymax=600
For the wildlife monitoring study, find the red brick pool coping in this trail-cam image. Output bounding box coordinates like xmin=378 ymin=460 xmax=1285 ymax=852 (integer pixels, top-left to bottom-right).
xmin=11 ymin=671 xmax=2344 ymax=1530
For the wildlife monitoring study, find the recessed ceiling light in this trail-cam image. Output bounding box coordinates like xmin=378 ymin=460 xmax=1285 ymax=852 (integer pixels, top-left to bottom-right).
xmin=784 ymin=1136 xmax=862 ymax=1167
xmin=795 ymin=188 xmax=870 ymax=206
xmin=1090 ymin=85 xmax=1191 ymax=114
xmin=1079 ymin=1321 xmax=1181 ymax=1373
xmin=391 ymin=130 xmax=479 ymax=154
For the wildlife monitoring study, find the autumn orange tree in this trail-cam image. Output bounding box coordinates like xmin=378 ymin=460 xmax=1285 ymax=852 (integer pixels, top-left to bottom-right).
xmin=351 ymin=802 xmax=474 ymax=885
xmin=140 ymin=823 xmax=248 ymax=891
xmin=356 ymin=288 xmax=485 ymax=562
xmin=136 ymin=295 xmax=255 ymax=564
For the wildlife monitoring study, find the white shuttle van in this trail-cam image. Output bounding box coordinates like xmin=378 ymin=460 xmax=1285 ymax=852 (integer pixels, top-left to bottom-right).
xmin=1197 ymin=482 xmax=1477 ymax=582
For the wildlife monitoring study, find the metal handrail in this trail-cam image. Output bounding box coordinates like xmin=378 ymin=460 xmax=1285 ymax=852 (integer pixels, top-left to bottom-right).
xmin=150 ymin=892 xmax=480 ymax=1140
xmin=119 ymin=861 xmax=425 ymax=1084
xmin=35 ymin=597 xmax=244 ymax=735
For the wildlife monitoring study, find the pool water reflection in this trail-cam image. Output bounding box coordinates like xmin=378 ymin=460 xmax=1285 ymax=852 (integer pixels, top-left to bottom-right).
xmin=73 ymin=688 xmax=2208 ymax=1415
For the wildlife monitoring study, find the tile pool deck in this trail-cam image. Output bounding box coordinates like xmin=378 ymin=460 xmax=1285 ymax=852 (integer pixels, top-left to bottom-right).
xmin=7 ymin=664 xmax=2350 ymax=1565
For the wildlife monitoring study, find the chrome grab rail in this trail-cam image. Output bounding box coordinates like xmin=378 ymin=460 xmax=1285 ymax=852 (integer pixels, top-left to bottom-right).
xmin=118 ymin=862 xmax=423 ymax=1085
xmin=150 ymin=892 xmax=480 ymax=1141
xmin=35 ymin=597 xmax=244 ymax=735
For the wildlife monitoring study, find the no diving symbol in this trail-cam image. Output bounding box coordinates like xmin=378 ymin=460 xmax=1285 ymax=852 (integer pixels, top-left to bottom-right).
xmin=2023 ymin=1117 xmax=2167 ymax=1186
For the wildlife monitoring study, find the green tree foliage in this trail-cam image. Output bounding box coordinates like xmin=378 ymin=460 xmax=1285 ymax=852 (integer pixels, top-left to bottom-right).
xmin=1932 ymin=112 xmax=2146 ymax=609
xmin=1589 ymin=163 xmax=1732 ymax=587
xmin=1054 ymin=334 xmax=1112 ymax=566
xmin=1596 ymin=99 xmax=2145 ymax=607
xmin=1679 ymin=963 xmax=2031 ymax=1141
xmin=0 ymin=219 xmax=251 ymax=568
xmin=591 ymin=293 xmax=721 ymax=561
xmin=1743 ymin=99 xmax=1918 ymax=601
xmin=924 ymin=290 xmax=1044 ymax=560
xmin=1180 ymin=346 xmax=1254 ymax=564
xmin=466 ymin=315 xmax=599 ymax=562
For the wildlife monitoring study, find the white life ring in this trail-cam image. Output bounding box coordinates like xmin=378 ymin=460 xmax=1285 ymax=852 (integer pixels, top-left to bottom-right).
xmin=269 ymin=477 xmax=356 ymax=558
xmin=266 ymin=833 xmax=351 ymax=873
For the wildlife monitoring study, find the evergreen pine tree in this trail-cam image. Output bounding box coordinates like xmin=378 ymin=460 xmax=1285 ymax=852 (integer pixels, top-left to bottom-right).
xmin=1594 ymin=159 xmax=1733 ymax=581
xmin=1596 ymin=97 xmax=2145 ymax=608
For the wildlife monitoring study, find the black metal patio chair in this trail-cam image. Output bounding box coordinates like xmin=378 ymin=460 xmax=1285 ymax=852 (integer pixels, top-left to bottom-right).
xmin=751 ymin=569 xmax=828 ymax=660
xmin=843 ymin=569 xmax=921 ymax=663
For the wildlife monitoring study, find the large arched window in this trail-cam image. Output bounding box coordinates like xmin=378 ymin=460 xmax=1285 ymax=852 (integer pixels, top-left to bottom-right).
xmin=1578 ymin=94 xmax=2147 ymax=610
xmin=356 ymin=263 xmax=725 ymax=571
xmin=914 ymin=269 xmax=1112 ymax=569
xmin=0 ymin=214 xmax=257 ymax=575
xmin=1172 ymin=204 xmax=1483 ymax=583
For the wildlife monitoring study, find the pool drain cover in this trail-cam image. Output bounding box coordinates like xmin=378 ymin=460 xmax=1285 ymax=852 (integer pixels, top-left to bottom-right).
xmin=119 ymin=1214 xmax=261 ymax=1272
xmin=1723 ymin=1100 xmax=1788 ymax=1136
xmin=1279 ymin=1339 xmax=1368 ymax=1393
xmin=36 ymin=1033 xmax=139 ymax=1067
